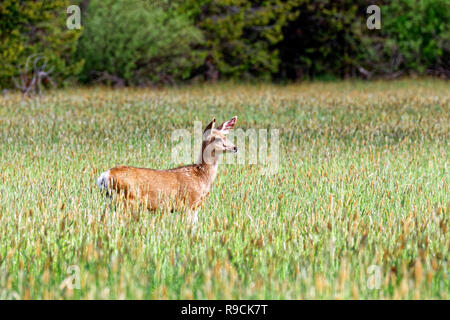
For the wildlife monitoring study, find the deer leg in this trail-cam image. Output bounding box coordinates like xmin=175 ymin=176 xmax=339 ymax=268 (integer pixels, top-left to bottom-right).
xmin=186 ymin=209 xmax=199 ymax=226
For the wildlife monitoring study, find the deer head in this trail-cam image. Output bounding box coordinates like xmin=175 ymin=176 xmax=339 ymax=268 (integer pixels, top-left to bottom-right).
xmin=200 ymin=116 xmax=238 ymax=165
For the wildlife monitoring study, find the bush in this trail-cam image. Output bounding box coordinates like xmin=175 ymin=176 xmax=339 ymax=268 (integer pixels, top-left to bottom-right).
xmin=0 ymin=0 xmax=83 ymax=88
xmin=276 ymin=0 xmax=450 ymax=80
xmin=277 ymin=0 xmax=366 ymax=80
xmin=191 ymin=0 xmax=300 ymax=81
xmin=361 ymin=0 xmax=450 ymax=77
xmin=77 ymin=0 xmax=204 ymax=85
xmin=3 ymin=0 xmax=447 ymax=87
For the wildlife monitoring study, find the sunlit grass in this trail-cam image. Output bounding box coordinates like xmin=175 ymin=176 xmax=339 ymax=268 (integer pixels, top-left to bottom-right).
xmin=0 ymin=79 xmax=448 ymax=299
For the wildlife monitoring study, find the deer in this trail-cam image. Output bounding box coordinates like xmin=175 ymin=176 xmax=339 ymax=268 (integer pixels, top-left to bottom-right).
xmin=97 ymin=116 xmax=238 ymax=224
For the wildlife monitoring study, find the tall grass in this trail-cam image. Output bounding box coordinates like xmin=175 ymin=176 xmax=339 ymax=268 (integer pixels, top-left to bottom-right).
xmin=0 ymin=80 xmax=448 ymax=299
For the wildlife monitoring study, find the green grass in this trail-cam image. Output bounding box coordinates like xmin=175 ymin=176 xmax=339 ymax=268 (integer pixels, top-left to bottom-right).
xmin=0 ymin=79 xmax=448 ymax=299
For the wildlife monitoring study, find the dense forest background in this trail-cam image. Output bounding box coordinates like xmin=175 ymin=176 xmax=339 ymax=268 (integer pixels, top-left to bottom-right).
xmin=1 ymin=0 xmax=449 ymax=88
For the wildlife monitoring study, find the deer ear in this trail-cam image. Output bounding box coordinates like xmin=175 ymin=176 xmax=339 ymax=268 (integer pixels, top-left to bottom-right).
xmin=203 ymin=118 xmax=216 ymax=139
xmin=204 ymin=118 xmax=216 ymax=132
xmin=217 ymin=116 xmax=237 ymax=134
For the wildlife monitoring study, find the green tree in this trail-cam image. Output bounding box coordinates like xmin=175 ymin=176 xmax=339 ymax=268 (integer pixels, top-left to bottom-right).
xmin=277 ymin=0 xmax=368 ymax=80
xmin=77 ymin=0 xmax=204 ymax=85
xmin=0 ymin=0 xmax=83 ymax=88
xmin=362 ymin=0 xmax=450 ymax=77
xmin=192 ymin=0 xmax=300 ymax=80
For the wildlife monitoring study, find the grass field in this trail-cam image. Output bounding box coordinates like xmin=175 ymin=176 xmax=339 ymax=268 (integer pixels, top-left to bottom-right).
xmin=0 ymin=80 xmax=448 ymax=299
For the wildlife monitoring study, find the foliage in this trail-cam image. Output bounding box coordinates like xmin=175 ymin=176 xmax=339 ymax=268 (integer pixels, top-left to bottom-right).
xmin=187 ymin=0 xmax=449 ymax=80
xmin=0 ymin=0 xmax=83 ymax=88
xmin=361 ymin=0 xmax=450 ymax=77
xmin=277 ymin=0 xmax=450 ymax=80
xmin=277 ymin=0 xmax=367 ymax=80
xmin=191 ymin=0 xmax=300 ymax=80
xmin=76 ymin=0 xmax=204 ymax=85
xmin=1 ymin=0 xmax=449 ymax=85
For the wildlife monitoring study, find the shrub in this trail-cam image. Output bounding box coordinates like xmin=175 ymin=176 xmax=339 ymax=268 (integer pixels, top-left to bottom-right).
xmin=0 ymin=0 xmax=83 ymax=88
xmin=77 ymin=0 xmax=204 ymax=85
xmin=361 ymin=0 xmax=450 ymax=77
xmin=191 ymin=0 xmax=300 ymax=81
xmin=277 ymin=0 xmax=374 ymax=80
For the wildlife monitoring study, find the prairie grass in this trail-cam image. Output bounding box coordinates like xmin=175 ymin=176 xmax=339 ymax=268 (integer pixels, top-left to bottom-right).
xmin=0 ymin=79 xmax=448 ymax=299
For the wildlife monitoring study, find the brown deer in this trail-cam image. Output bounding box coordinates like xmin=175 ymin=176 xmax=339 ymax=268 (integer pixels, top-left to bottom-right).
xmin=97 ymin=116 xmax=238 ymax=223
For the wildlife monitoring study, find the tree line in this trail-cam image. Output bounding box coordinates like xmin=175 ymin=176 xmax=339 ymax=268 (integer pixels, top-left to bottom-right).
xmin=1 ymin=0 xmax=448 ymax=90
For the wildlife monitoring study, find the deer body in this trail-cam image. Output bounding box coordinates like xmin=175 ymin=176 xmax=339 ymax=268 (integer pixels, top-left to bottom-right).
xmin=97 ymin=117 xmax=237 ymax=217
xmin=97 ymin=163 xmax=218 ymax=211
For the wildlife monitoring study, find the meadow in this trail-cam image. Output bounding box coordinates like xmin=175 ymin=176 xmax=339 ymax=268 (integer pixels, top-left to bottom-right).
xmin=0 ymin=79 xmax=448 ymax=299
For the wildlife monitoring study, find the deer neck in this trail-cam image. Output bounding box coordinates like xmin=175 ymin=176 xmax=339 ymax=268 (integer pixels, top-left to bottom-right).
xmin=197 ymin=141 xmax=220 ymax=189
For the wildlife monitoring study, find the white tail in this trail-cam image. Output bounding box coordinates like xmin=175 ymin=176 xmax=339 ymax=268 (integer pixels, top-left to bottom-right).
xmin=97 ymin=116 xmax=238 ymax=214
xmin=96 ymin=170 xmax=110 ymax=193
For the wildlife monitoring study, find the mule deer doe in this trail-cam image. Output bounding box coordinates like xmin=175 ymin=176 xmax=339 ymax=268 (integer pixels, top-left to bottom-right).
xmin=97 ymin=116 xmax=238 ymax=223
